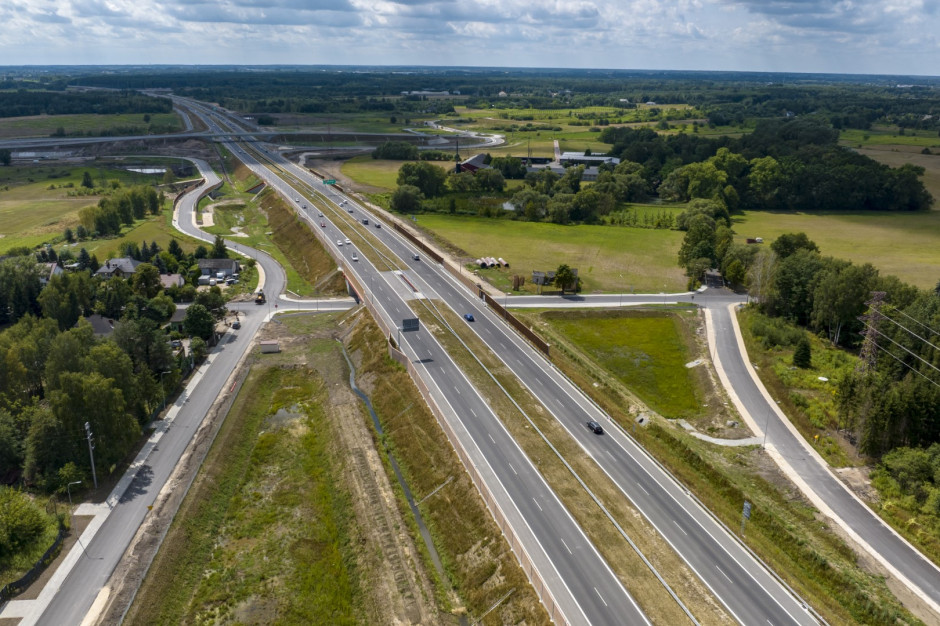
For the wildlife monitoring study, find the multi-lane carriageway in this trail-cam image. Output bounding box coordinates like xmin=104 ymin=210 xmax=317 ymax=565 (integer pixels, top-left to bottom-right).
xmin=207 ymin=134 xmax=821 ymax=626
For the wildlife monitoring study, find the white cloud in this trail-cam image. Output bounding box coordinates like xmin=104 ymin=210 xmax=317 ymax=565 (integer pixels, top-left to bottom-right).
xmin=0 ymin=0 xmax=936 ymax=73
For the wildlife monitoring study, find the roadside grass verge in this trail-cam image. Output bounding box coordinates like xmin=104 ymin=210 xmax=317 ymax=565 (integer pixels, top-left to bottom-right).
xmin=411 ymin=300 xmax=731 ymax=624
xmin=732 ymin=210 xmax=940 ymax=290
xmin=346 ymin=312 xmax=550 ymax=624
xmin=737 ymin=309 xmax=856 ymax=467
xmin=126 ymin=365 xmax=363 ymax=625
xmin=525 ymin=307 xmax=920 ymax=624
xmin=539 ymin=309 xmax=704 ymax=419
xmin=201 ymin=172 xmax=344 ymax=296
xmin=738 ymin=308 xmax=940 ymax=571
xmin=0 ymin=113 xmax=181 ymax=139
xmin=412 ymin=214 xmax=686 ymax=293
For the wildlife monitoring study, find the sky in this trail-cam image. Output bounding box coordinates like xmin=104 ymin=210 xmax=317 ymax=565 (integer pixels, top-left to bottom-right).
xmin=1 ymin=0 xmax=938 ymax=76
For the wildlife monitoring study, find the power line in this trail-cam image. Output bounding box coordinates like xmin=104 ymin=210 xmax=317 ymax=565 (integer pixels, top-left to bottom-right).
xmin=870 ymin=341 xmax=940 ymax=391
xmin=860 ymin=321 xmax=940 ymax=380
xmin=884 ymin=303 xmax=940 ymax=338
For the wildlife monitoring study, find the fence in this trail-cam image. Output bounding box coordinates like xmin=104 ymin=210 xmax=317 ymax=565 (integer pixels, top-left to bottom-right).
xmin=481 ymin=293 xmax=551 ymax=357
xmin=0 ymin=524 xmax=66 ymax=603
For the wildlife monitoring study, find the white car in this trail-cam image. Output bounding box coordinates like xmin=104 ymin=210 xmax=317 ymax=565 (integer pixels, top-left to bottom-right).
xmin=351 ymin=253 xmax=359 ymax=262
xmin=336 ymin=239 xmax=343 ymax=246
xmin=344 ymin=238 xmax=351 ymax=245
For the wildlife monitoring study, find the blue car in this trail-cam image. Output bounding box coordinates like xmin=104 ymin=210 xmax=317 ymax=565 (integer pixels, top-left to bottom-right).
xmin=463 ymin=313 xmax=475 ymax=322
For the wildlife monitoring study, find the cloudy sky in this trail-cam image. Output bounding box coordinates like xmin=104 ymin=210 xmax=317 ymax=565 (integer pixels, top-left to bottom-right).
xmin=1 ymin=0 xmax=938 ymax=76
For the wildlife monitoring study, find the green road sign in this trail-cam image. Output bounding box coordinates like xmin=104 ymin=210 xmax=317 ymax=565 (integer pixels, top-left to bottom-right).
xmin=323 ymin=179 xmax=336 ymax=185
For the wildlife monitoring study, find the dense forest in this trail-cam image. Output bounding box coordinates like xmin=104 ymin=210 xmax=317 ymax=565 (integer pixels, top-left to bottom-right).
xmin=0 ymin=89 xmax=171 ymax=118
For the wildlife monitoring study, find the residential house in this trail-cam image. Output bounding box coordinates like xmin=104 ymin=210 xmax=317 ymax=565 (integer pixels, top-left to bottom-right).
xmin=160 ymin=273 xmax=185 ymax=290
xmin=95 ymin=257 xmax=141 ymax=279
xmin=197 ymin=258 xmax=240 ymax=279
xmin=39 ymin=262 xmax=63 ymax=286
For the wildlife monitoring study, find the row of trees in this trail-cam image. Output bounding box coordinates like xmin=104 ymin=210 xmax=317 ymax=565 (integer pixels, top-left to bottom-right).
xmin=77 ymin=185 xmax=165 ymax=237
xmin=0 ymin=90 xmax=171 ymax=119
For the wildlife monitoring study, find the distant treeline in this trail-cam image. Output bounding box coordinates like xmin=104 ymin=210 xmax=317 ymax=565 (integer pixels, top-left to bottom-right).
xmin=0 ymin=90 xmax=172 ymax=118
xmin=60 ymin=67 xmax=940 ymax=131
xmin=601 ymin=118 xmax=933 ymax=212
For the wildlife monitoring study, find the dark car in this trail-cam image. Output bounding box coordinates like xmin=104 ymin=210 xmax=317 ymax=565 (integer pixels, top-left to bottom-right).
xmin=232 ymin=320 xmax=241 ymax=330
xmin=586 ymin=420 xmax=604 ymax=434
xmin=463 ymin=313 xmax=475 ymax=322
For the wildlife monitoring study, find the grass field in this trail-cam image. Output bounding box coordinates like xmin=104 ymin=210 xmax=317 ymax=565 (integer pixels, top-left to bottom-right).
xmin=540 ymin=310 xmax=704 ymax=419
xmin=414 ymin=214 xmax=687 ymax=293
xmin=0 ymin=165 xmax=173 ymax=254
xmin=0 ymin=113 xmax=181 ymax=139
xmin=840 ymin=126 xmax=940 ymax=149
xmin=732 ymin=209 xmax=940 ymax=290
xmin=126 ymin=362 xmax=362 ymax=624
xmin=340 ymin=156 xmax=404 ymax=190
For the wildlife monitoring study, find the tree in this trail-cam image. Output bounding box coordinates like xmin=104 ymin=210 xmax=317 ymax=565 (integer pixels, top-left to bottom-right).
xmin=75 ymin=224 xmax=88 ymax=240
xmin=0 ymin=149 xmax=11 ymax=167
xmin=390 ymin=185 xmax=424 ymax=213
xmin=81 ymin=171 xmax=94 ymax=189
xmin=183 ymin=303 xmax=215 ymax=340
xmin=677 ymin=214 xmax=717 ymax=269
xmin=554 ymin=264 xmax=576 ymax=294
xmin=793 ymin=336 xmax=812 ymax=368
xmin=771 ymin=232 xmax=819 ymax=259
xmin=167 ymin=238 xmax=184 ymax=261
xmin=131 ymin=263 xmax=162 ymax=299
xmin=63 ymin=227 xmax=74 ymax=243
xmin=397 ymin=161 xmax=447 ymax=197
xmin=0 ymin=487 xmax=48 ymax=557
xmin=210 ymin=235 xmax=228 ymax=259
xmin=474 ymin=168 xmax=505 ymax=192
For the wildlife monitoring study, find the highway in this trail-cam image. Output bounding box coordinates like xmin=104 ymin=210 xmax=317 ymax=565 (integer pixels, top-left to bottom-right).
xmin=24 ymin=94 xmax=940 ymax=624
xmin=186 ymin=97 xmax=819 ymax=624
xmin=200 ymin=119 xmax=651 ymax=625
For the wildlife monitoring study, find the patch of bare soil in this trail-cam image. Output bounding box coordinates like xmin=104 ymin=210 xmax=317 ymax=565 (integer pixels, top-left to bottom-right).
xmin=319 ymin=317 xmax=444 ymax=625
xmin=685 ymin=309 xmax=752 ymax=439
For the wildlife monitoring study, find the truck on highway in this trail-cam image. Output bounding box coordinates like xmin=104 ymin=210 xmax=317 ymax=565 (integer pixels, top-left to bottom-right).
xmin=255 ymin=290 xmax=266 ymax=304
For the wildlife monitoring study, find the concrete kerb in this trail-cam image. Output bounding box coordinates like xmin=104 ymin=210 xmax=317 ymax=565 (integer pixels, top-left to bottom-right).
xmin=720 ymin=303 xmax=940 ymax=618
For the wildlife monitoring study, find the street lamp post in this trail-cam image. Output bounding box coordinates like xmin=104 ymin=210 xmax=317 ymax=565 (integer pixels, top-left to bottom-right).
xmin=159 ymin=370 xmax=171 ymax=411
xmin=66 ymin=480 xmax=90 ymax=559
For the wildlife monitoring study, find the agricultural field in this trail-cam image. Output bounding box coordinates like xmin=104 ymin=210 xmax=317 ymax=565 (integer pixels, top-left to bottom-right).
xmin=0 ymin=164 xmax=177 ymax=254
xmin=413 ymin=214 xmax=687 ymax=293
xmin=0 ymin=113 xmax=181 ymax=139
xmin=732 ymin=209 xmax=940 ymax=290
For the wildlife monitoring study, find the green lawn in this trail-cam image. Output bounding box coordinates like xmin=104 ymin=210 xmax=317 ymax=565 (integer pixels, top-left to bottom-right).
xmin=340 ymin=157 xmax=452 ymax=192
xmin=414 ymin=214 xmax=686 ymax=293
xmin=0 ymin=113 xmax=181 ymax=139
xmin=541 ymin=309 xmax=703 ymax=419
xmin=733 ymin=209 xmax=940 ymax=290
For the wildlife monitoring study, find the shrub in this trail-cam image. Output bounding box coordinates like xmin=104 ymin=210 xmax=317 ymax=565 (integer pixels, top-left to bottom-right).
xmin=0 ymin=487 xmax=47 ymax=557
